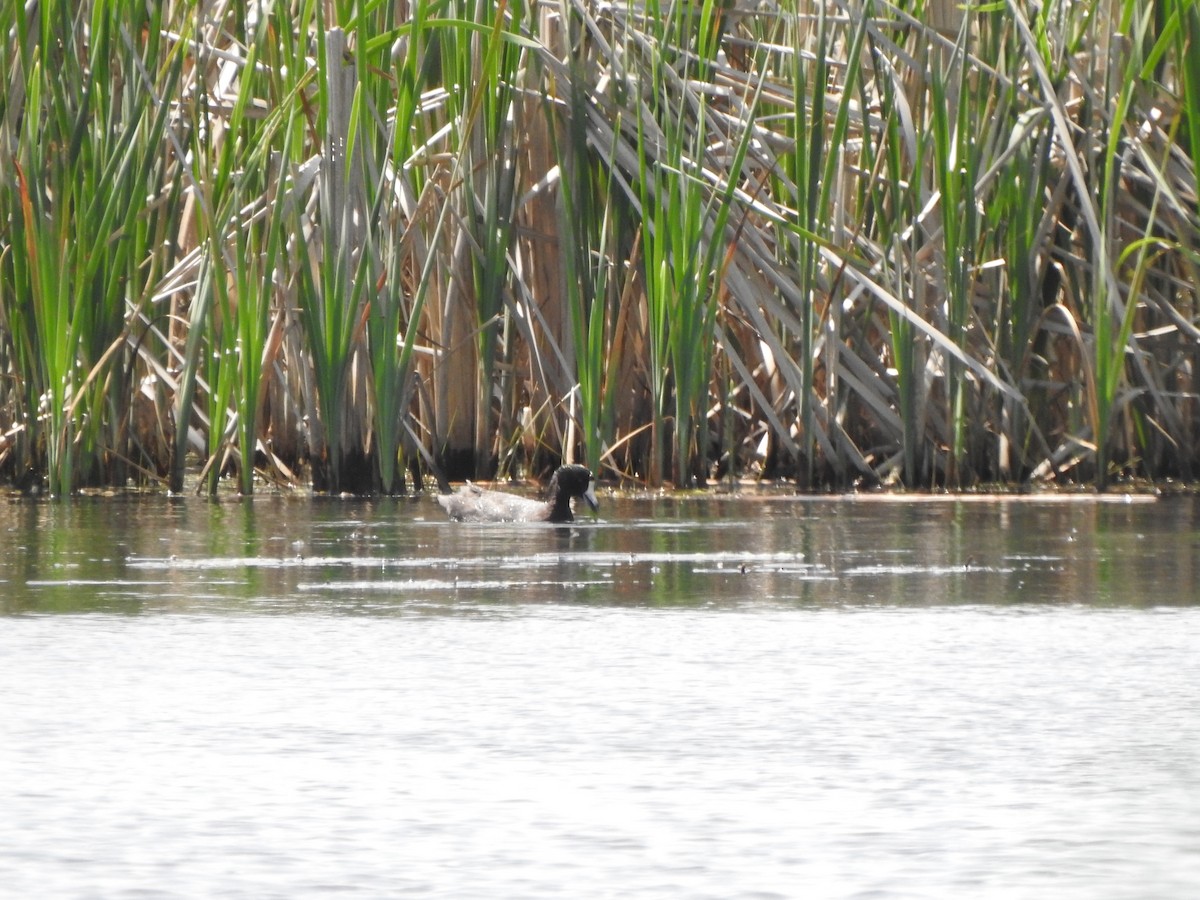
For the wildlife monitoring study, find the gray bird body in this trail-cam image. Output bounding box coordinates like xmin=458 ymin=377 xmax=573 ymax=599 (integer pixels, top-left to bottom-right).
xmin=437 ymin=465 xmax=599 ymax=523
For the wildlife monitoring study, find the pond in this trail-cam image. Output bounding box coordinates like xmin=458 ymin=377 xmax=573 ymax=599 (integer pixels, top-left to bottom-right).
xmin=2 ymin=490 xmax=1199 ymax=898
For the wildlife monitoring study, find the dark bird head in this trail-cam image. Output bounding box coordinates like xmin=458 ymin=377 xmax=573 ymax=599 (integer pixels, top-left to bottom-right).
xmin=547 ymin=464 xmax=599 ymax=522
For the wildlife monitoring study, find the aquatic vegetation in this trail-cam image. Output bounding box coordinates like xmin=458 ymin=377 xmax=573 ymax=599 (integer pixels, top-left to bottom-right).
xmin=0 ymin=0 xmax=1197 ymax=494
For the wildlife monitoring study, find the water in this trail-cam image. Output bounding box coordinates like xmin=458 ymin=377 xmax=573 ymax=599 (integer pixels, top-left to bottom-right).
xmin=2 ymin=492 xmax=1199 ymax=898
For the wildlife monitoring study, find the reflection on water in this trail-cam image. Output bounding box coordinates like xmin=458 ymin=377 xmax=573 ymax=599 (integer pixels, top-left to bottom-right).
xmin=1 ymin=492 xmax=1199 ymax=897
xmin=2 ymin=492 xmax=1197 ymax=613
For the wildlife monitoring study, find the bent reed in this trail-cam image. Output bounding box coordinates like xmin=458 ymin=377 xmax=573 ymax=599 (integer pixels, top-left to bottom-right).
xmin=0 ymin=0 xmax=1197 ymax=495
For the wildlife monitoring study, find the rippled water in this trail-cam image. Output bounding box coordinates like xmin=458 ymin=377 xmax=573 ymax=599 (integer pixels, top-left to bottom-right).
xmin=2 ymin=492 xmax=1199 ymax=898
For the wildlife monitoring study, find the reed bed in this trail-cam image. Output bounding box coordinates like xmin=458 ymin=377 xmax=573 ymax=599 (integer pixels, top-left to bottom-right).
xmin=0 ymin=0 xmax=1197 ymax=495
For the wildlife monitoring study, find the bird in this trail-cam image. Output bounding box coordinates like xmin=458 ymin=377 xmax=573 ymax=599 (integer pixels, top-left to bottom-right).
xmin=436 ymin=464 xmax=599 ymax=523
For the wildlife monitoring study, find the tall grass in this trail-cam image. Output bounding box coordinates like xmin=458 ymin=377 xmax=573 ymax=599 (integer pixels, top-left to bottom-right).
xmin=2 ymin=3 xmax=183 ymax=495
xmin=1 ymin=0 xmax=1198 ymax=495
xmin=556 ymin=54 xmax=626 ymax=479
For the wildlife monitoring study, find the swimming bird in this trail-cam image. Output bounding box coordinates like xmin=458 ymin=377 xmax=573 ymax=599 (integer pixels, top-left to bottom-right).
xmin=436 ymin=464 xmax=599 ymax=523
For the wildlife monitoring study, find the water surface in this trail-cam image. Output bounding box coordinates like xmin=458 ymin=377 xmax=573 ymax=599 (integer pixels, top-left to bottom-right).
xmin=2 ymin=492 xmax=1198 ymax=898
